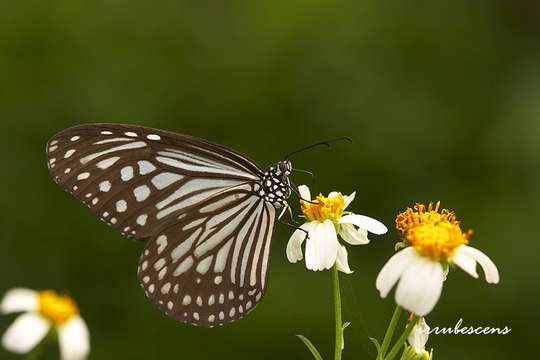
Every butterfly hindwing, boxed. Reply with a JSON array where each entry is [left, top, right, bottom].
[[138, 189, 276, 327]]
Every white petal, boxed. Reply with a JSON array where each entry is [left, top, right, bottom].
[[452, 248, 478, 279], [298, 185, 311, 202], [2, 313, 50, 354], [339, 214, 388, 235], [286, 223, 309, 263], [328, 191, 339, 198], [395, 255, 444, 316], [304, 222, 319, 271], [453, 245, 500, 284], [320, 220, 338, 269], [58, 316, 90, 360], [305, 221, 337, 271], [1, 288, 38, 314], [376, 247, 418, 298], [336, 244, 353, 274], [408, 317, 430, 353], [343, 191, 356, 210], [339, 223, 369, 245]]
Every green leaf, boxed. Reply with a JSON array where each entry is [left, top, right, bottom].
[[369, 337, 382, 355], [296, 334, 324, 360], [394, 241, 408, 251]]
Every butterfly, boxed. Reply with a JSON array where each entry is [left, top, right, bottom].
[[46, 124, 297, 327]]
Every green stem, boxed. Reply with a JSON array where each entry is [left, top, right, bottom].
[[385, 315, 420, 360], [379, 305, 403, 359], [332, 265, 343, 360]]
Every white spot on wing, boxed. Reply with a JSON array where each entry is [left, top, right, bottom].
[[80, 141, 146, 164], [120, 166, 134, 181], [64, 149, 76, 158], [196, 256, 213, 275], [214, 239, 233, 273], [134, 185, 151, 202], [151, 172, 183, 190], [154, 258, 165, 270], [173, 256, 194, 276], [136, 214, 148, 226], [147, 134, 161, 140], [138, 160, 156, 175], [156, 235, 167, 254], [99, 181, 111, 192], [96, 156, 120, 169], [94, 137, 134, 145], [161, 282, 171, 294], [77, 172, 90, 180], [171, 229, 201, 262], [116, 200, 127, 212]]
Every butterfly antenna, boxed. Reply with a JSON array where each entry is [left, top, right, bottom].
[[283, 136, 352, 160], [291, 168, 315, 181]]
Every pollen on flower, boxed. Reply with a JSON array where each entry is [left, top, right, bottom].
[[38, 290, 79, 325], [395, 202, 473, 261], [301, 193, 345, 223]]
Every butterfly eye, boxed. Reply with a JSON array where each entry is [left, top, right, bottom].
[[278, 161, 292, 175]]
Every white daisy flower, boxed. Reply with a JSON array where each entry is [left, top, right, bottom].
[[376, 202, 500, 316], [287, 184, 387, 273], [1, 288, 90, 360]]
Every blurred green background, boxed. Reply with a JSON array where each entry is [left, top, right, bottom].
[[1, 0, 538, 359]]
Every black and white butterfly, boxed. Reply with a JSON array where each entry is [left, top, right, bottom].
[[46, 124, 297, 327]]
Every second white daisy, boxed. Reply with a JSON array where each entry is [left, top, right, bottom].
[[376, 202, 500, 316], [287, 185, 387, 273]]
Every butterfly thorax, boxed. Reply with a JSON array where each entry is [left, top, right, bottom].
[[259, 160, 292, 206]]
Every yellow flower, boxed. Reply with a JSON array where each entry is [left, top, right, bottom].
[[287, 185, 387, 273], [301, 192, 346, 223], [1, 288, 89, 360], [38, 290, 79, 326], [376, 202, 499, 316], [395, 202, 472, 261]]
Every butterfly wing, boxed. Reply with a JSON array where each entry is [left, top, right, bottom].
[[138, 190, 275, 327], [46, 124, 263, 240], [46, 124, 276, 326]]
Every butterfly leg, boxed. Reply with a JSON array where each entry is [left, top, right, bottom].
[[288, 181, 319, 204], [277, 203, 289, 220], [278, 218, 309, 238]]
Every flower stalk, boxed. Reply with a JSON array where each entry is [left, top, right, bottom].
[[333, 265, 343, 360], [385, 315, 420, 360], [378, 305, 403, 359]]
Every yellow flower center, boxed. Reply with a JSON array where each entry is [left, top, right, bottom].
[[38, 290, 79, 325], [395, 202, 472, 261], [301, 193, 345, 222]]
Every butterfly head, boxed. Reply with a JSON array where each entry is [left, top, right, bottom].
[[276, 160, 292, 176]]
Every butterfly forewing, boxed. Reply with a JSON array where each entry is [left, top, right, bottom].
[[46, 124, 262, 240], [46, 124, 278, 326]]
